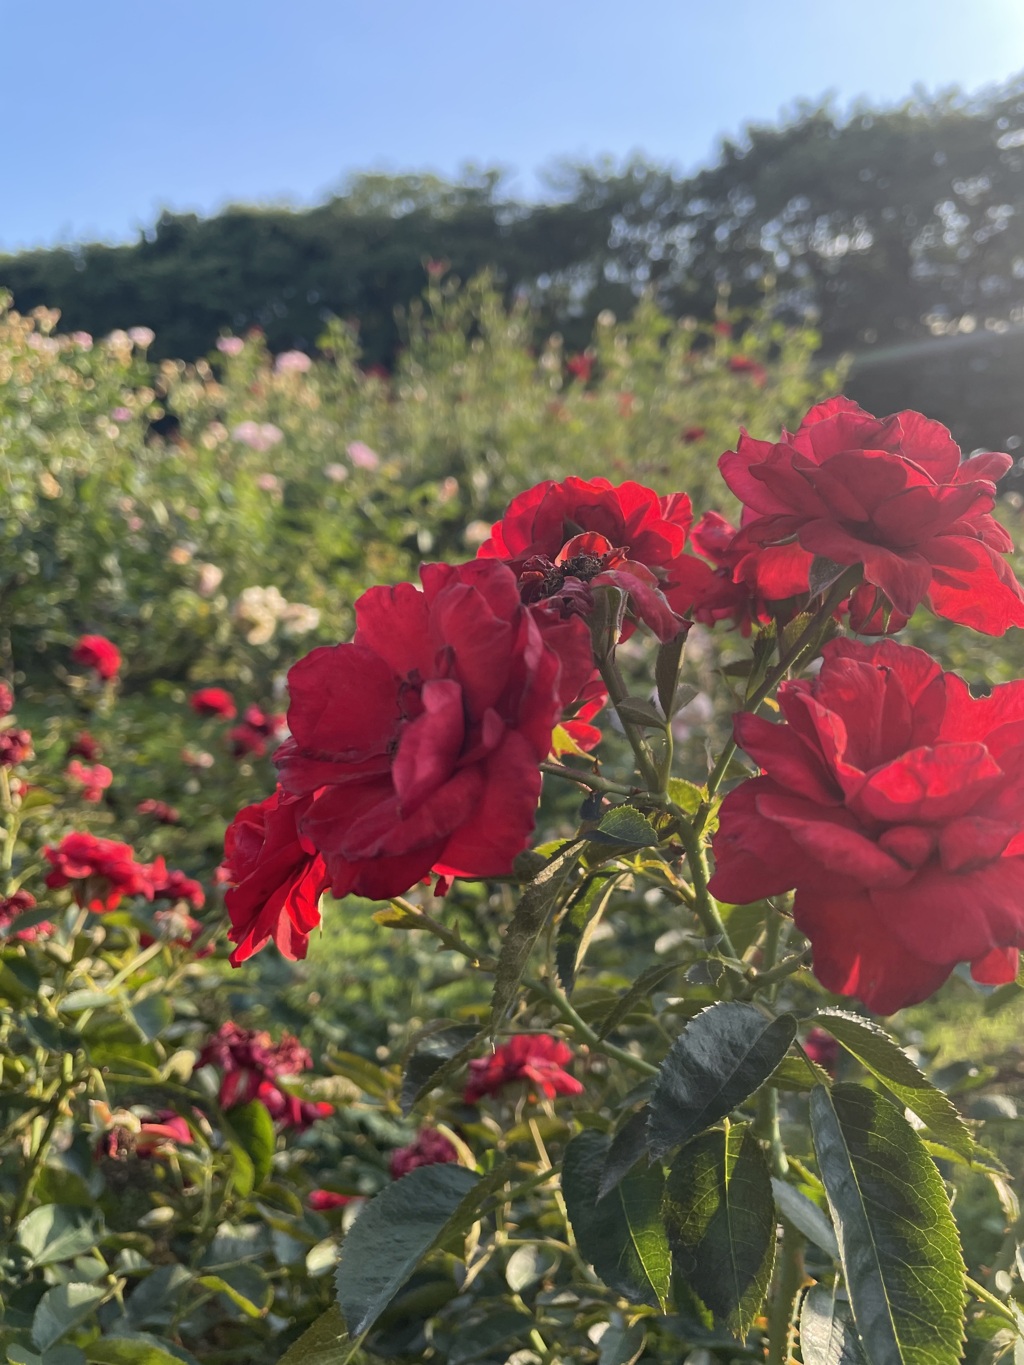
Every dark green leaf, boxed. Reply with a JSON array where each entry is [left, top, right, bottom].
[[813, 1010, 974, 1158], [589, 806, 659, 848], [770, 1054, 832, 1092], [32, 1284, 107, 1351], [86, 1341, 188, 1365], [561, 1130, 671, 1309], [800, 1284, 868, 1365], [597, 960, 685, 1041], [809, 556, 849, 598], [130, 996, 173, 1043], [18, 1206, 96, 1267], [505, 1243, 558, 1293], [771, 1178, 839, 1258], [448, 1311, 534, 1364], [598, 1320, 647, 1365], [614, 695, 668, 729], [275, 1306, 350, 1365], [655, 628, 689, 719], [401, 1024, 480, 1115], [598, 1108, 651, 1199], [335, 1163, 489, 1336], [223, 1100, 276, 1190], [556, 873, 617, 994], [810, 1083, 966, 1365], [491, 841, 582, 1030], [648, 1003, 796, 1159], [663, 1122, 775, 1338]]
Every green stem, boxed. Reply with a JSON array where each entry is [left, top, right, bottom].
[[674, 817, 736, 960], [389, 898, 497, 972], [538, 761, 640, 799], [696, 569, 860, 832], [767, 1217, 804, 1365], [745, 946, 810, 993], [8, 1059, 75, 1230], [596, 653, 665, 795], [967, 1274, 1019, 1326], [528, 976, 658, 1077]]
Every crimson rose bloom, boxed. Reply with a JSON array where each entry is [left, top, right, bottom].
[[150, 865, 205, 909], [68, 731, 100, 761], [389, 1127, 459, 1179], [198, 1022, 329, 1131], [273, 559, 593, 904], [71, 635, 122, 680], [719, 397, 1024, 634], [0, 729, 32, 768], [0, 683, 13, 717], [223, 787, 329, 965], [689, 510, 812, 634], [44, 832, 153, 911], [309, 1189, 355, 1211], [478, 477, 713, 641], [190, 687, 237, 719], [137, 798, 180, 824], [464, 1034, 584, 1103], [0, 891, 51, 942], [709, 638, 1024, 1012], [66, 759, 113, 802]]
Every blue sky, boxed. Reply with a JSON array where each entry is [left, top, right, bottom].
[[2, 0, 1023, 251]]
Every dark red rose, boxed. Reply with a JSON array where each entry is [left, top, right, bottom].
[[308, 1189, 355, 1211], [136, 1111, 194, 1156], [149, 865, 205, 910], [464, 1034, 584, 1103], [566, 353, 593, 383], [0, 891, 51, 942], [389, 1127, 459, 1180], [274, 559, 594, 906], [255, 1079, 333, 1131], [719, 397, 1024, 635], [68, 731, 101, 761], [0, 729, 32, 768], [198, 1022, 328, 1130], [71, 635, 122, 680], [682, 427, 707, 444], [66, 759, 113, 802], [223, 788, 329, 965], [243, 704, 285, 737], [689, 510, 813, 634], [228, 723, 269, 758], [0, 683, 13, 717], [478, 477, 713, 641], [557, 669, 606, 754], [136, 798, 180, 824], [43, 832, 152, 912], [190, 687, 237, 720], [727, 355, 768, 387], [709, 638, 1024, 1012]]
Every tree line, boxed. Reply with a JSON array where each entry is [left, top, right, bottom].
[[3, 75, 1024, 454]]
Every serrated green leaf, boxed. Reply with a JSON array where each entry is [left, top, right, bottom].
[[648, 1003, 796, 1159], [275, 1306, 350, 1365], [597, 960, 685, 1042], [800, 1284, 868, 1365], [663, 1122, 775, 1339], [491, 841, 582, 1031], [18, 1205, 96, 1267], [556, 873, 617, 994], [667, 777, 705, 814], [223, 1100, 276, 1190], [335, 1163, 505, 1337], [810, 1083, 966, 1365], [561, 1130, 671, 1309], [813, 1009, 974, 1158], [589, 806, 659, 848], [599, 1108, 651, 1199], [32, 1283, 107, 1351]]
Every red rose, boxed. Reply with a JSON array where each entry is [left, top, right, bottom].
[[689, 510, 813, 634], [464, 1034, 584, 1103], [223, 788, 329, 965], [0, 729, 32, 768], [389, 1127, 459, 1180], [308, 1189, 355, 1211], [135, 1111, 194, 1156], [190, 687, 237, 720], [43, 832, 152, 911], [477, 477, 714, 641], [66, 760, 113, 802], [727, 355, 768, 387], [273, 559, 593, 905], [802, 1027, 840, 1077], [243, 704, 285, 737], [136, 798, 180, 824], [708, 638, 1024, 1012], [228, 723, 275, 758], [71, 635, 122, 680], [0, 683, 13, 717], [198, 1022, 327, 1130], [719, 397, 1024, 635], [566, 353, 593, 383], [149, 865, 205, 909], [68, 731, 101, 761], [0, 891, 51, 942]]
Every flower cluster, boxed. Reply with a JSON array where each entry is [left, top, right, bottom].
[[197, 1021, 333, 1131], [464, 1035, 583, 1103], [43, 832, 203, 916]]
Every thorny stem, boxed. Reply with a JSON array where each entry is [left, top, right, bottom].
[[596, 653, 666, 796], [767, 1218, 805, 1365], [528, 976, 659, 1078], [539, 761, 642, 800], [388, 898, 498, 972], [967, 1274, 1020, 1325], [674, 816, 736, 961]]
